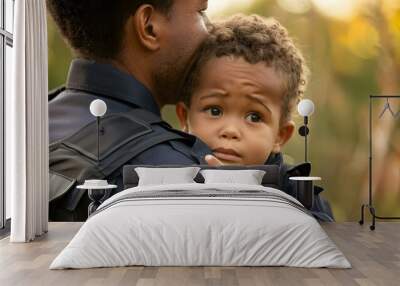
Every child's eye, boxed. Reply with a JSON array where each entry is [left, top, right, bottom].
[[205, 107, 222, 117], [246, 112, 263, 123]]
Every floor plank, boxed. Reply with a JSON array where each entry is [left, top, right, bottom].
[[0, 222, 399, 286]]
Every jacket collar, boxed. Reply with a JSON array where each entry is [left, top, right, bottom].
[[66, 58, 160, 116], [265, 152, 284, 165]]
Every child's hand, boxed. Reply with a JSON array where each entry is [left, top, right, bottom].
[[205, 154, 224, 166]]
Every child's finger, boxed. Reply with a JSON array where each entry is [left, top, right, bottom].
[[205, 154, 224, 166]]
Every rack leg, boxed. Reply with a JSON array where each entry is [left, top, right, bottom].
[[370, 207, 376, 231], [359, 204, 365, 225]]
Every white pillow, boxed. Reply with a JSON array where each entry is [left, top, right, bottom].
[[135, 167, 201, 186], [200, 169, 266, 185]]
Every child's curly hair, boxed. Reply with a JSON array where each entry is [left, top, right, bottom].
[[181, 14, 309, 122]]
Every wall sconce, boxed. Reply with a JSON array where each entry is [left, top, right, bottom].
[[90, 99, 107, 165], [297, 99, 315, 163]]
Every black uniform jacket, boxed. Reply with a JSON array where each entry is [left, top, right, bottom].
[[49, 59, 211, 219]]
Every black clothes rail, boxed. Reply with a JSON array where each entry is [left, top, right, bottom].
[[360, 95, 400, 230]]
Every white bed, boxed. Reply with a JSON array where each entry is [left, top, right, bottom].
[[50, 183, 351, 269]]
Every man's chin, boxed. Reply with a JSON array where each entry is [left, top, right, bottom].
[[152, 64, 185, 104]]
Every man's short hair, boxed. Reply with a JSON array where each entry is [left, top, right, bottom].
[[182, 14, 309, 122], [47, 0, 173, 59]]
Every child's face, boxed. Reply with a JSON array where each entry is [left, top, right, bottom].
[[176, 56, 295, 165]]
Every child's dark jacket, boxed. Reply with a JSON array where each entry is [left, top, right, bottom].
[[266, 153, 334, 222]]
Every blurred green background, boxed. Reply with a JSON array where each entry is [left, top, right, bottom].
[[47, 0, 400, 222]]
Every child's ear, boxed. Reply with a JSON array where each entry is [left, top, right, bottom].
[[176, 102, 189, 132], [272, 120, 295, 153]]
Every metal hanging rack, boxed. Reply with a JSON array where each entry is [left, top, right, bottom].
[[359, 95, 400, 230]]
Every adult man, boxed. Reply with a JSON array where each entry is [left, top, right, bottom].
[[47, 0, 216, 221]]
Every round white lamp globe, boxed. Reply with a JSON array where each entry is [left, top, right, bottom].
[[90, 99, 107, 117], [297, 99, 315, 117]]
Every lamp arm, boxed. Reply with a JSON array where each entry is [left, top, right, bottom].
[[97, 117, 100, 165], [304, 116, 309, 163]]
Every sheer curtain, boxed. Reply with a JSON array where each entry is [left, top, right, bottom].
[[7, 0, 49, 242]]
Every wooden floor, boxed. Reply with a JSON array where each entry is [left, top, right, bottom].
[[0, 222, 399, 286]]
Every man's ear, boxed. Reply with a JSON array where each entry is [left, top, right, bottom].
[[272, 120, 295, 153], [176, 102, 189, 132], [132, 5, 164, 51]]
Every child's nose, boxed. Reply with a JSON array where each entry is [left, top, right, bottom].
[[219, 125, 241, 140]]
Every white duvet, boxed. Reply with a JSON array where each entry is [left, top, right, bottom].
[[50, 183, 351, 269]]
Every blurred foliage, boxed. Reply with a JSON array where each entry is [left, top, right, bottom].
[[47, 0, 400, 222], [47, 15, 73, 91]]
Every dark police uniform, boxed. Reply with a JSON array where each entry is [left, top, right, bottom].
[[49, 58, 334, 222], [49, 59, 212, 221]]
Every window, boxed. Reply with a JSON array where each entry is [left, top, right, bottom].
[[1, 0, 14, 230]]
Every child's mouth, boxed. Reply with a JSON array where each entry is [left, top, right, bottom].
[[213, 148, 241, 162]]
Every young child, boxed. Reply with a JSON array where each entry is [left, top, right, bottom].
[[175, 15, 336, 222], [176, 14, 308, 166]]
